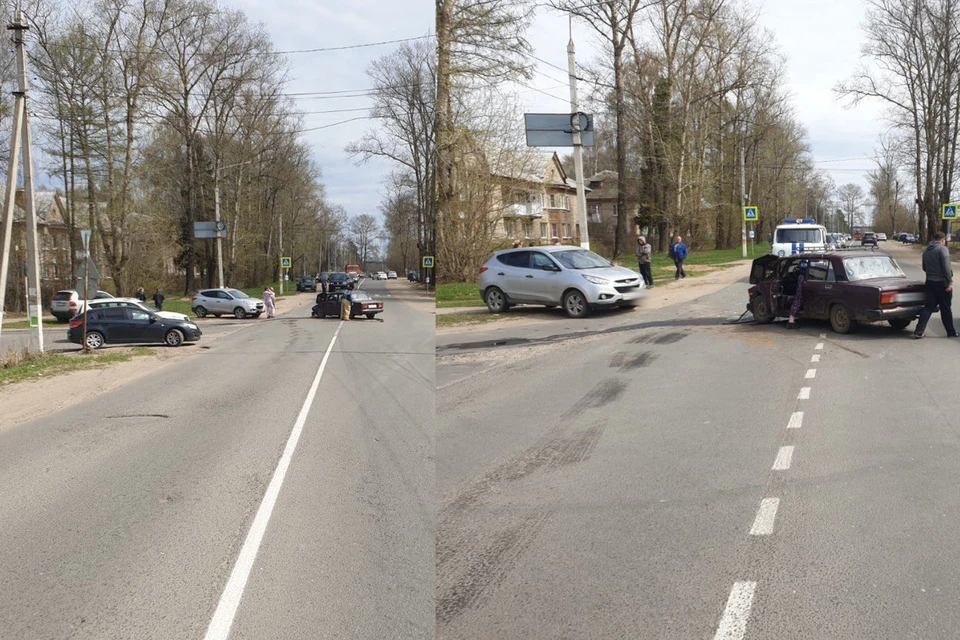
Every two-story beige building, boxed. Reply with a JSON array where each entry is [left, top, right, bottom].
[[494, 152, 587, 246], [584, 170, 640, 249]]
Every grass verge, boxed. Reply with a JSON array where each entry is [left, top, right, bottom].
[[437, 282, 484, 309], [2, 316, 60, 330], [0, 346, 156, 386]]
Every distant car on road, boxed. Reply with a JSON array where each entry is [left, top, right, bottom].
[[899, 233, 917, 244], [191, 288, 264, 319], [68, 307, 201, 349], [375, 271, 388, 280], [87, 297, 192, 323], [387, 270, 398, 279], [296, 275, 317, 292], [50, 289, 114, 322], [876, 232, 888, 241], [326, 272, 352, 292], [861, 232, 879, 247], [407, 270, 420, 282], [311, 290, 383, 319], [747, 251, 926, 333], [826, 233, 847, 249], [479, 245, 645, 318]]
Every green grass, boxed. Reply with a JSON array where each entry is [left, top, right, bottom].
[[0, 346, 155, 386], [2, 316, 59, 330], [436, 282, 484, 309], [607, 242, 771, 269]]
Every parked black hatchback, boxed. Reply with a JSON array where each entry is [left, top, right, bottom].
[[68, 307, 202, 349]]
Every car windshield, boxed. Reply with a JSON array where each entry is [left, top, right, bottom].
[[226, 289, 249, 299], [552, 249, 612, 270], [330, 273, 348, 281], [776, 228, 823, 243], [842, 256, 905, 281]]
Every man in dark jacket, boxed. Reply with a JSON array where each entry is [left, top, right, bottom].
[[914, 231, 957, 338], [670, 235, 688, 279], [152, 289, 165, 311]]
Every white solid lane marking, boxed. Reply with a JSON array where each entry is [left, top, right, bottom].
[[798, 387, 811, 399], [750, 498, 780, 535], [815, 342, 824, 350], [203, 323, 343, 640], [787, 412, 803, 429], [805, 369, 816, 379], [772, 446, 794, 470], [713, 581, 758, 640], [811, 354, 820, 362]]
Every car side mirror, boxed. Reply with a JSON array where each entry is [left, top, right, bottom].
[[149, 316, 157, 323], [541, 264, 559, 272]]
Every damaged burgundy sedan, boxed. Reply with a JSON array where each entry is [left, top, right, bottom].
[[747, 251, 927, 334]]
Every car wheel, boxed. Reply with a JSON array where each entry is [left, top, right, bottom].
[[165, 328, 184, 347], [233, 307, 247, 319], [85, 331, 104, 350], [751, 296, 775, 324], [194, 306, 208, 318], [830, 304, 856, 334], [888, 318, 912, 330], [563, 290, 590, 318], [485, 287, 509, 313], [366, 313, 376, 319]]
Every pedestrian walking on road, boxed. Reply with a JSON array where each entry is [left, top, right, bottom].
[[340, 292, 352, 321], [670, 236, 688, 280], [635, 236, 654, 288], [135, 287, 146, 303], [913, 231, 957, 338], [152, 288, 164, 311], [263, 286, 276, 318]]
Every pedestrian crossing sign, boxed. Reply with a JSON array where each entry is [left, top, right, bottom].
[[743, 206, 758, 221], [280, 256, 291, 268], [943, 203, 958, 220], [422, 256, 435, 268]]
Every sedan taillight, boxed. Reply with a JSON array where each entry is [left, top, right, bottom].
[[880, 291, 897, 305], [480, 267, 488, 274]]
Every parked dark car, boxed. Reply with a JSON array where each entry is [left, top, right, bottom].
[[747, 251, 927, 333], [67, 307, 202, 349], [899, 233, 917, 244], [861, 232, 878, 247], [326, 272, 353, 292], [296, 275, 317, 292], [311, 290, 384, 319], [407, 270, 420, 282]]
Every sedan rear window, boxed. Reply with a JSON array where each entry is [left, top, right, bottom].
[[54, 291, 74, 301], [843, 256, 904, 281]]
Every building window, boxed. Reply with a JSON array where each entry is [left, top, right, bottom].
[[613, 204, 619, 217], [524, 221, 532, 238], [549, 194, 556, 208], [540, 222, 548, 237], [504, 218, 515, 237], [551, 223, 559, 239]]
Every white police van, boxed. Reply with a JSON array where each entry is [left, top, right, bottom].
[[771, 218, 828, 257]]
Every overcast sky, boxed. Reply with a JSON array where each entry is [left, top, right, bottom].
[[520, 0, 887, 201], [225, 0, 433, 222]]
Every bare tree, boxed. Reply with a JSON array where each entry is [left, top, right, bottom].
[[837, 183, 866, 230]]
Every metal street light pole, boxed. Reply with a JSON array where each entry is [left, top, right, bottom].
[[213, 160, 253, 289]]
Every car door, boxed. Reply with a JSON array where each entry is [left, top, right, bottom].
[[526, 250, 564, 303], [490, 251, 533, 302], [798, 259, 833, 319], [97, 307, 130, 342], [127, 308, 163, 343]]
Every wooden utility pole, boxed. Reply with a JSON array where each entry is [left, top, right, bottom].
[[0, 4, 42, 352]]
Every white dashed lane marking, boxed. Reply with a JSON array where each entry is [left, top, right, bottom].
[[815, 342, 824, 350], [805, 369, 816, 379], [798, 387, 811, 399], [772, 446, 794, 470], [787, 412, 803, 429], [811, 354, 820, 362], [713, 581, 757, 640], [750, 498, 780, 535]]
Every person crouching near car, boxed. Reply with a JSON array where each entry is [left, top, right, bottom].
[[786, 262, 809, 329], [635, 236, 653, 288]]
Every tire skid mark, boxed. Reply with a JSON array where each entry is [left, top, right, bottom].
[[437, 420, 607, 624], [627, 330, 689, 345], [619, 351, 657, 371], [562, 377, 628, 418], [437, 508, 556, 625]]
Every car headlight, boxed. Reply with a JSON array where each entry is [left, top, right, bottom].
[[582, 274, 610, 285]]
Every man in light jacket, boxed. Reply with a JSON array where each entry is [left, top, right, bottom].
[[914, 231, 957, 338], [635, 236, 654, 288]]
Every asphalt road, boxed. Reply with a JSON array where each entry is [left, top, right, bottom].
[[437, 245, 960, 639], [0, 278, 434, 639]]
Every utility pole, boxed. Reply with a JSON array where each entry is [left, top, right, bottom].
[[278, 215, 283, 295], [0, 4, 41, 351], [567, 21, 589, 250], [741, 145, 747, 258], [213, 167, 225, 289]]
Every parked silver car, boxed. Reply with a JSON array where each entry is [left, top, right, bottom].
[[479, 246, 645, 318], [191, 288, 264, 319]]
